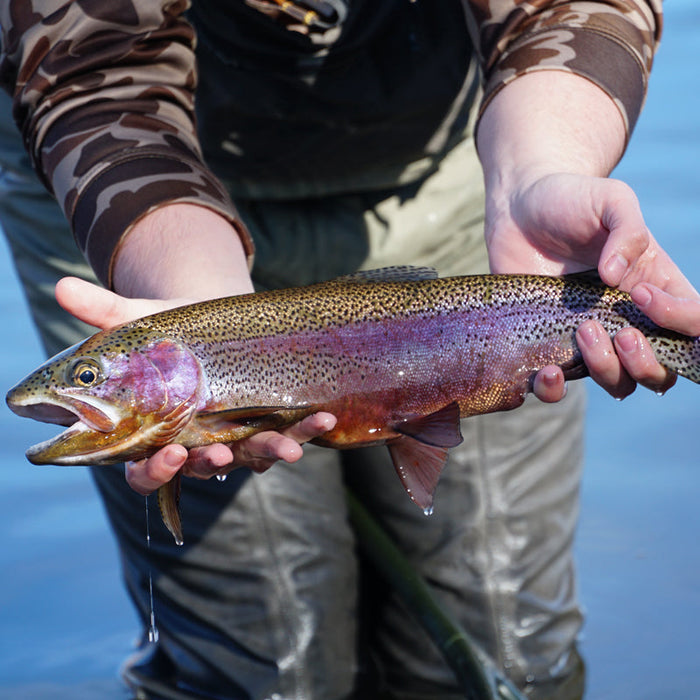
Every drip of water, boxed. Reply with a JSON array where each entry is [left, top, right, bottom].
[[423, 505, 434, 517], [144, 496, 159, 644], [216, 473, 227, 482]]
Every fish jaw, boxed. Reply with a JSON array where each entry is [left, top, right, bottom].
[[6, 385, 126, 465], [7, 384, 192, 466], [7, 387, 121, 431], [6, 332, 204, 466], [24, 414, 142, 466]]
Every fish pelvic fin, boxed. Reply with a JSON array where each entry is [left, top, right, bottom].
[[388, 402, 463, 510], [157, 472, 183, 545], [388, 437, 449, 511], [393, 402, 463, 448]]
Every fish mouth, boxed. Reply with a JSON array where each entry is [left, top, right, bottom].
[[24, 420, 103, 465], [6, 390, 126, 465]]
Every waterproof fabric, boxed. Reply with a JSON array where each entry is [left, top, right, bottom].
[[190, 0, 477, 197], [0, 92, 585, 699]]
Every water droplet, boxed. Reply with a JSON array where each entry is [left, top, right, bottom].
[[148, 615, 159, 643], [655, 391, 664, 397], [216, 473, 227, 482], [423, 505, 434, 517], [144, 496, 159, 643]]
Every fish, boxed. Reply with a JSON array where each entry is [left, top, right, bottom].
[[6, 267, 700, 543]]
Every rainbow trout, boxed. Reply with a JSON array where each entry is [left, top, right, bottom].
[[7, 267, 700, 542]]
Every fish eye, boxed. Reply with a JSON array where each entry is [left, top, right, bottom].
[[69, 359, 101, 387]]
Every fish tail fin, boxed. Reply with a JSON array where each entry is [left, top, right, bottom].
[[649, 335, 700, 384]]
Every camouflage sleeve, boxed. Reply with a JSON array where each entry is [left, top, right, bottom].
[[0, 0, 253, 288], [466, 0, 663, 136]]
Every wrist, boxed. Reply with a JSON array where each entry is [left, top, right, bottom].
[[477, 72, 627, 209]]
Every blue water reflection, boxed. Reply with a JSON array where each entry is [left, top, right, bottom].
[[0, 3, 698, 698], [576, 2, 700, 698]]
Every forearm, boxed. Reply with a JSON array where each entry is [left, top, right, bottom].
[[112, 204, 254, 301], [0, 0, 252, 289], [476, 71, 626, 211], [467, 0, 662, 137]]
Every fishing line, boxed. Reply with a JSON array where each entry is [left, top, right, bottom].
[[144, 495, 160, 643]]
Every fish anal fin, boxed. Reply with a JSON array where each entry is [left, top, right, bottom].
[[388, 436, 449, 511], [394, 402, 463, 448]]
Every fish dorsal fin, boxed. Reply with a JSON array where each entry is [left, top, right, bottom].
[[334, 266, 438, 284], [388, 437, 449, 511], [393, 402, 463, 448]]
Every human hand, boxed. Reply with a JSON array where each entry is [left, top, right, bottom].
[[486, 172, 700, 401], [55, 276, 337, 495]]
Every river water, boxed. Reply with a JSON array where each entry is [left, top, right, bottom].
[[0, 3, 698, 698]]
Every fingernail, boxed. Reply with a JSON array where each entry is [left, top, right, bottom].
[[615, 328, 639, 354], [165, 446, 185, 468], [577, 322, 599, 348], [630, 285, 652, 308], [542, 367, 559, 386], [603, 254, 628, 285]]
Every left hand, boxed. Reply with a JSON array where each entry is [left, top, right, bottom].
[[486, 172, 700, 401], [55, 276, 337, 494]]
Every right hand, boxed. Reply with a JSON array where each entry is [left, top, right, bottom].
[[55, 275, 337, 496], [485, 172, 700, 402]]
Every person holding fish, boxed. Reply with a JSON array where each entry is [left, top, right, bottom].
[[1, 0, 696, 698]]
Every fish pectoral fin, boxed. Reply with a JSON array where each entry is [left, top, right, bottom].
[[388, 437, 449, 511], [393, 402, 463, 448], [198, 405, 294, 421], [192, 405, 315, 443], [157, 471, 183, 545]]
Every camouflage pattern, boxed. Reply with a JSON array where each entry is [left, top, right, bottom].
[[0, 0, 661, 288], [0, 0, 255, 286], [470, 0, 662, 133]]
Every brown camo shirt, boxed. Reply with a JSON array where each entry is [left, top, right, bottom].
[[0, 0, 662, 288]]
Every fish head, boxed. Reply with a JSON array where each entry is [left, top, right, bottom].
[[6, 326, 203, 466]]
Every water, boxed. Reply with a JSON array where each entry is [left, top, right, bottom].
[[0, 4, 699, 697], [573, 3, 700, 697]]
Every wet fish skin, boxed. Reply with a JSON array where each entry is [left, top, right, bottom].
[[6, 268, 700, 543]]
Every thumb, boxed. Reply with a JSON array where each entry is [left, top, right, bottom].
[[596, 180, 650, 287], [55, 277, 169, 329]]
